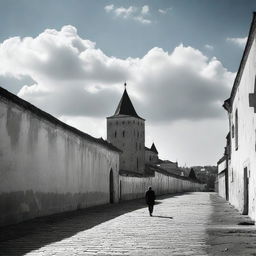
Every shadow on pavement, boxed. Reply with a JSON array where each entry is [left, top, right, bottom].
[[153, 215, 173, 219], [206, 193, 256, 256], [0, 199, 147, 256], [0, 192, 190, 256]]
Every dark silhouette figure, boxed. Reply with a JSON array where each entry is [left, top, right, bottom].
[[145, 187, 156, 216]]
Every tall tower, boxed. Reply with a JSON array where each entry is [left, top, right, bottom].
[[107, 84, 145, 174]]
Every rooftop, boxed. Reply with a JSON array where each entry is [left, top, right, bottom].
[[109, 85, 144, 120]]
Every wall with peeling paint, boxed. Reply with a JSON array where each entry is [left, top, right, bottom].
[[0, 92, 119, 227], [119, 172, 205, 201]]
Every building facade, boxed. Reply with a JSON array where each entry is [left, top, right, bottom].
[[145, 143, 159, 165], [107, 86, 145, 173], [218, 13, 256, 220]]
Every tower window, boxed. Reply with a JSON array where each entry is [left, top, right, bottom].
[[123, 130, 125, 137]]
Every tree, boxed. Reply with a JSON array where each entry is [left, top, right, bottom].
[[189, 168, 197, 180]]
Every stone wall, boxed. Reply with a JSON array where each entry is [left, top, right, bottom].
[[0, 88, 120, 227], [107, 116, 145, 173], [119, 171, 205, 201]]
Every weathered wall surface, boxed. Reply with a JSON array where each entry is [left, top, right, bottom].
[[0, 92, 119, 227], [119, 172, 205, 201], [107, 116, 145, 173], [218, 173, 226, 199], [218, 158, 226, 199], [228, 36, 256, 220]]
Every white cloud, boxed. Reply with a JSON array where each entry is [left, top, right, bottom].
[[134, 16, 151, 24], [104, 5, 151, 24], [204, 44, 214, 50], [0, 25, 234, 123], [158, 8, 172, 15], [114, 6, 136, 18], [141, 5, 149, 15], [226, 36, 247, 48], [0, 26, 234, 165], [104, 4, 114, 12]]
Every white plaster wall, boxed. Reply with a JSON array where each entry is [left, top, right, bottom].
[[218, 160, 226, 174], [119, 172, 205, 201], [0, 97, 119, 227], [229, 37, 256, 220], [218, 173, 226, 199], [107, 116, 145, 173]]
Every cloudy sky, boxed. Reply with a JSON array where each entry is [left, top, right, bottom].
[[0, 0, 255, 166]]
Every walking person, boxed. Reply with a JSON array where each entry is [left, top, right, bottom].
[[145, 186, 156, 216]]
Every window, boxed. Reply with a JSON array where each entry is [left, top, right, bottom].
[[114, 131, 117, 138], [136, 142, 137, 150], [116, 121, 118, 125], [122, 121, 125, 125], [137, 157, 139, 170], [149, 156, 152, 161], [122, 130, 125, 137], [139, 143, 141, 150], [137, 131, 139, 138], [231, 124, 234, 138], [235, 109, 238, 150]]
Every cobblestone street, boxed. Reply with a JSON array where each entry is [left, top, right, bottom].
[[0, 192, 255, 256]]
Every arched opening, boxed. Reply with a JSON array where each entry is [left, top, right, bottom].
[[109, 169, 114, 204]]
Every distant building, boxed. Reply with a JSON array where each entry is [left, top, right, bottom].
[[219, 13, 256, 219], [107, 85, 145, 173], [157, 160, 181, 176], [107, 84, 180, 176], [217, 133, 230, 200], [145, 143, 159, 164]]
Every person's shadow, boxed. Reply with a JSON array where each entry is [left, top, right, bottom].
[[153, 215, 173, 219]]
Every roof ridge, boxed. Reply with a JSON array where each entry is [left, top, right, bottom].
[[112, 87, 144, 119]]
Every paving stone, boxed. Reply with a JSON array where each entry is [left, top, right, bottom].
[[0, 192, 255, 255]]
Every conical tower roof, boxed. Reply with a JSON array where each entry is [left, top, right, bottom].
[[150, 143, 158, 154], [112, 84, 144, 119]]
